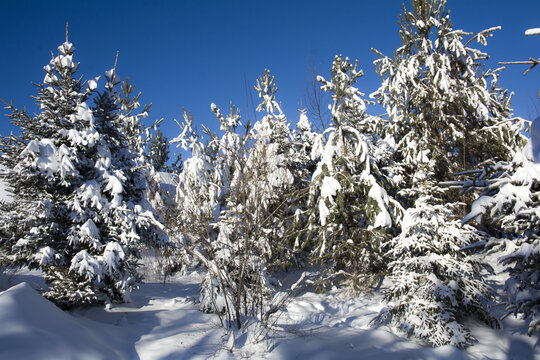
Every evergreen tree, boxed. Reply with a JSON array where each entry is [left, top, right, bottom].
[[116, 77, 175, 232], [172, 71, 303, 329], [456, 143, 539, 336], [284, 109, 319, 263], [169, 152, 183, 174], [305, 55, 400, 291], [374, 191, 499, 348], [148, 128, 170, 172], [371, 0, 520, 208], [171, 110, 220, 271], [368, 0, 526, 347], [0, 40, 165, 308]]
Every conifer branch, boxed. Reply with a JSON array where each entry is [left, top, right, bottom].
[[114, 51, 119, 72], [499, 58, 540, 75]]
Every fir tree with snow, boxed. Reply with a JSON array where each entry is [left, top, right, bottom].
[[0, 39, 166, 308], [305, 55, 400, 291], [115, 76, 176, 234], [285, 109, 319, 261], [455, 140, 539, 336]]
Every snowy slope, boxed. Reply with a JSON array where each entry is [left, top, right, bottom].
[[1, 269, 538, 359]]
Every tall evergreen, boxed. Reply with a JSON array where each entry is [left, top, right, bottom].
[[369, 0, 522, 347], [0, 39, 165, 308]]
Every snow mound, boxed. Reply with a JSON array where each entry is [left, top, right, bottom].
[[0, 282, 128, 360]]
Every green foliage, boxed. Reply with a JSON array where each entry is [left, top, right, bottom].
[[148, 129, 170, 172]]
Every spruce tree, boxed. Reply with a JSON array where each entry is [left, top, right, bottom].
[[0, 39, 165, 308]]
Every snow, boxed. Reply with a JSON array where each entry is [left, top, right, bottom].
[[525, 28, 540, 36], [0, 267, 538, 360], [0, 282, 125, 359], [0, 165, 13, 202], [320, 176, 341, 200]]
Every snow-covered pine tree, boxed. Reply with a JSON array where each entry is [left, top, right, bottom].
[[449, 30, 537, 337], [455, 142, 538, 336], [375, 190, 499, 348], [192, 102, 277, 329], [305, 55, 400, 291], [248, 69, 300, 267], [148, 128, 170, 172], [286, 109, 319, 261], [0, 40, 165, 308], [117, 77, 152, 158], [370, 0, 522, 347], [116, 76, 176, 233], [371, 0, 521, 207]]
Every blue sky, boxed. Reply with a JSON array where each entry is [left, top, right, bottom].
[[1, 0, 539, 161]]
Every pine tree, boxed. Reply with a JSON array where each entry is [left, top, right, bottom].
[[374, 192, 499, 348], [369, 0, 523, 347], [285, 109, 319, 263], [170, 109, 221, 271], [371, 0, 520, 207], [148, 128, 170, 172], [0, 39, 165, 308], [305, 55, 400, 291], [456, 143, 539, 336]]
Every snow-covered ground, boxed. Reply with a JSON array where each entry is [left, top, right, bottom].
[[0, 264, 538, 360], [0, 175, 537, 359]]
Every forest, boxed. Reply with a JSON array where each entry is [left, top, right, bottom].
[[0, 0, 538, 357]]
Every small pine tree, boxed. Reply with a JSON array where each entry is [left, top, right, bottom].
[[148, 128, 170, 172], [305, 55, 400, 291], [172, 71, 302, 330], [375, 193, 498, 348]]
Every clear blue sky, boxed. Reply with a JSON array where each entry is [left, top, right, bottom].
[[1, 0, 539, 161]]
